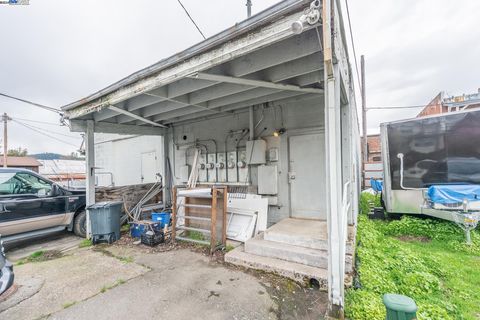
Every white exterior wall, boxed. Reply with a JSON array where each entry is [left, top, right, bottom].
[[95, 134, 163, 187], [169, 96, 325, 226]]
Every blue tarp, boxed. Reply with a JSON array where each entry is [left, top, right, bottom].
[[370, 179, 383, 192], [428, 185, 480, 204]]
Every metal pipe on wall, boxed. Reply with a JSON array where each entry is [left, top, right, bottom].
[[249, 106, 254, 141]]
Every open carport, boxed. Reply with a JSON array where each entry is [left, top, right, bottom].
[[61, 0, 360, 316]]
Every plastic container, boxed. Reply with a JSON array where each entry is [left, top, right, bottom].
[[141, 230, 165, 247], [383, 294, 417, 320], [151, 212, 171, 228], [130, 221, 161, 238], [87, 201, 123, 244]]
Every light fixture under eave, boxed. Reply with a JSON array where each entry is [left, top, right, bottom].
[[291, 0, 321, 35], [273, 128, 286, 137]]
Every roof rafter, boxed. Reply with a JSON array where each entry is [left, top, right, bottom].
[[107, 105, 167, 128], [188, 72, 323, 94]]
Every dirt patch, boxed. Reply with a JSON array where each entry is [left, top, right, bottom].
[[397, 235, 431, 243], [225, 264, 328, 320], [111, 231, 227, 263], [0, 285, 18, 302], [16, 250, 63, 265]]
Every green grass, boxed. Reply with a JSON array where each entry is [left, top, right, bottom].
[[78, 239, 93, 248], [359, 192, 381, 215], [62, 301, 77, 309], [100, 279, 126, 293], [346, 193, 480, 320], [121, 224, 130, 233], [186, 230, 205, 241], [118, 256, 134, 264]]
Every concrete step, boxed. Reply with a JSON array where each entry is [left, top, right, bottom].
[[245, 234, 328, 268], [245, 234, 353, 272], [225, 245, 328, 289], [263, 218, 355, 254]]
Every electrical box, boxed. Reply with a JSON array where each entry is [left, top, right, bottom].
[[246, 140, 266, 165], [207, 153, 216, 182], [227, 151, 237, 183], [258, 165, 278, 195], [179, 165, 190, 183], [267, 147, 279, 162], [216, 152, 226, 182], [237, 149, 248, 183], [197, 153, 207, 182]]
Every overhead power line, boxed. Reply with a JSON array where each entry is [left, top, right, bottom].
[[11, 118, 81, 139], [344, 0, 361, 93], [367, 105, 426, 110], [176, 0, 206, 40], [12, 119, 79, 147], [0, 92, 61, 114], [12, 117, 63, 126]]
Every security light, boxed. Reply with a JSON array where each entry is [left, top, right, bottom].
[[291, 0, 321, 34]]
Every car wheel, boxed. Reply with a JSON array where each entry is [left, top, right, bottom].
[[73, 210, 87, 238]]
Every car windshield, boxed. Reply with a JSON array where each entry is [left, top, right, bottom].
[[0, 172, 52, 196]]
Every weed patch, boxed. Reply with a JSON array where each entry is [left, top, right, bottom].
[[100, 279, 126, 293], [79, 239, 93, 248], [62, 301, 77, 309], [16, 250, 63, 265], [346, 193, 480, 320]]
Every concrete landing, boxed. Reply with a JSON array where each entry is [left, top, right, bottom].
[[264, 218, 355, 254], [245, 233, 329, 268], [225, 245, 329, 289], [225, 218, 356, 285]]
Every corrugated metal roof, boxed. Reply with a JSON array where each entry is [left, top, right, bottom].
[[38, 159, 86, 175], [0, 156, 42, 167], [61, 0, 310, 111]]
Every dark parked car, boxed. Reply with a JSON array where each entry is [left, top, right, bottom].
[[0, 235, 14, 295], [0, 168, 86, 244]]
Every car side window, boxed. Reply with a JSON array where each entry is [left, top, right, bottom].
[[0, 172, 16, 195], [14, 173, 53, 196]]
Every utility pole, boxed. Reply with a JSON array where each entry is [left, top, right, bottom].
[[2, 113, 9, 168], [246, 0, 252, 18], [361, 55, 367, 188]]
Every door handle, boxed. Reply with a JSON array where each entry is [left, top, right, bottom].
[[288, 172, 296, 183]]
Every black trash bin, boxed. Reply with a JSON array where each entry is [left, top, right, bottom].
[[87, 201, 123, 244]]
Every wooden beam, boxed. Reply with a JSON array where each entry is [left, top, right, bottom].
[[107, 105, 167, 128], [189, 72, 323, 94]]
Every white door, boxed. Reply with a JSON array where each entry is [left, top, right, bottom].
[[288, 133, 326, 219], [140, 151, 158, 184]]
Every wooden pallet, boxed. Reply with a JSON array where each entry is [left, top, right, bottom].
[[171, 186, 227, 254]]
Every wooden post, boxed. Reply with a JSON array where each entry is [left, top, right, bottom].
[[171, 186, 177, 241]]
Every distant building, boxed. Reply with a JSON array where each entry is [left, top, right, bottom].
[[0, 156, 42, 172], [39, 159, 86, 188], [362, 134, 382, 187], [94, 134, 163, 187], [417, 89, 480, 117], [366, 134, 381, 162]]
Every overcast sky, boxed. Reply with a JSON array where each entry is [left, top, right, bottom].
[[1, 0, 479, 155]]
